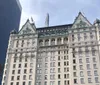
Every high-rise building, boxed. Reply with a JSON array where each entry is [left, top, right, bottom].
[[0, 64, 3, 85], [1, 12, 100, 85], [0, 0, 21, 84], [0, 0, 21, 64]]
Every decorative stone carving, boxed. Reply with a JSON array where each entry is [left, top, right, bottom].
[[76, 20, 87, 27]]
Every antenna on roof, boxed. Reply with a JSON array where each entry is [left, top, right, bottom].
[[45, 13, 49, 27]]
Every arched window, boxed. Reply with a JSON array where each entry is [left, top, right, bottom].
[[39, 40, 43, 46], [45, 39, 49, 46], [64, 37, 68, 44], [51, 39, 55, 45], [57, 38, 61, 44]]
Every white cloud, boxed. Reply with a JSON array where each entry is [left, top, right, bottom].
[[19, 0, 100, 29]]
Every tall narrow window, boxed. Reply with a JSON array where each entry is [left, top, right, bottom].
[[28, 81, 32, 85], [88, 78, 92, 83], [74, 79, 77, 84], [58, 81, 60, 85], [80, 78, 84, 84], [95, 77, 99, 83], [23, 82, 25, 85], [39, 40, 43, 46], [51, 39, 55, 45], [64, 37, 68, 44], [45, 39, 49, 46], [80, 71, 84, 77], [57, 38, 62, 44]]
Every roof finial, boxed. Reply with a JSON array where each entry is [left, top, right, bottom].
[[31, 17, 33, 22], [30, 17, 34, 23], [45, 13, 49, 27]]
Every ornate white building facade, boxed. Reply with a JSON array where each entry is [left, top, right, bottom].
[[1, 12, 100, 85]]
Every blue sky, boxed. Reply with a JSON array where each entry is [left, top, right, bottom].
[[19, 0, 100, 28]]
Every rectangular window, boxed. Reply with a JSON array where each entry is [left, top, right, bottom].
[[58, 81, 60, 85], [50, 81, 55, 85], [11, 82, 13, 85], [88, 78, 92, 83], [45, 63, 48, 68], [87, 71, 91, 76], [80, 78, 84, 84], [64, 68, 67, 72], [50, 75, 55, 80], [16, 82, 19, 85], [30, 69, 33, 73], [94, 70, 98, 76], [18, 70, 21, 74], [67, 74, 69, 78], [93, 64, 97, 69], [93, 58, 96, 62], [67, 80, 69, 85], [18, 64, 21, 68], [64, 80, 67, 85], [19, 58, 22, 62], [16, 41, 19, 47], [17, 76, 20, 80], [24, 69, 27, 74], [45, 75, 47, 80], [95, 77, 99, 83], [28, 81, 32, 85], [44, 82, 47, 85], [39, 69, 42, 74], [58, 68, 61, 73], [29, 75, 32, 80], [86, 58, 90, 63], [50, 68, 55, 73], [13, 64, 16, 68], [73, 54, 75, 58], [64, 62, 66, 66], [80, 71, 84, 77], [14, 58, 16, 62], [92, 51, 96, 56], [64, 74, 66, 78], [50, 62, 55, 67], [12, 70, 15, 74], [11, 76, 14, 81], [23, 75, 26, 80], [58, 74, 61, 79], [37, 64, 42, 68], [67, 61, 69, 65], [73, 59, 76, 64], [24, 63, 27, 67], [74, 79, 77, 84], [58, 51, 60, 54], [58, 62, 60, 66], [73, 72, 77, 77], [79, 59, 82, 63], [87, 64, 90, 69], [45, 69, 48, 74], [58, 56, 60, 60], [73, 66, 76, 70], [23, 82, 25, 85], [64, 56, 67, 60], [67, 67, 69, 72]]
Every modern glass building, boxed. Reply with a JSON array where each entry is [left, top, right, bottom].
[[0, 0, 21, 84]]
